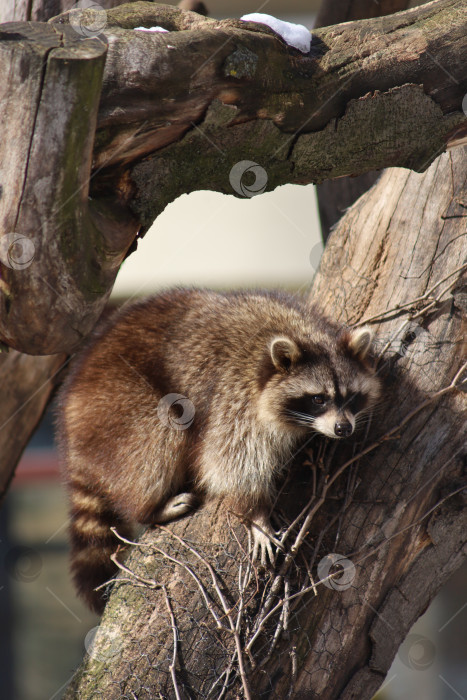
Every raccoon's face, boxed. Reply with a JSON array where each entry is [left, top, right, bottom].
[[257, 327, 380, 440]]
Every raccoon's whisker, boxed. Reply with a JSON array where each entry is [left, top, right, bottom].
[[285, 410, 315, 424]]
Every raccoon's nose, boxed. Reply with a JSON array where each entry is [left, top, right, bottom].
[[334, 421, 353, 438]]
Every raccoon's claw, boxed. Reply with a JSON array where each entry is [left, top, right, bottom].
[[252, 528, 275, 567], [251, 520, 283, 567]]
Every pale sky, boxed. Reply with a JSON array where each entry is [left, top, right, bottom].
[[112, 184, 323, 298]]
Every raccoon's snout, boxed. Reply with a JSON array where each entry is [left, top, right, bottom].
[[334, 421, 353, 438]]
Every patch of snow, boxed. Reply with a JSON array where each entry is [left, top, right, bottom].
[[240, 13, 311, 53], [134, 26, 169, 33]]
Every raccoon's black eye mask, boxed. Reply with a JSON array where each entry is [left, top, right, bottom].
[[285, 393, 330, 419], [285, 391, 367, 424]]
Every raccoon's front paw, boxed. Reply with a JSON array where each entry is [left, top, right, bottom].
[[252, 527, 275, 567], [251, 519, 283, 567]]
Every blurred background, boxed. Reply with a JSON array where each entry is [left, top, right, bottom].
[[0, 1, 465, 699]]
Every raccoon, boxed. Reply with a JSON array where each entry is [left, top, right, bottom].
[[57, 288, 380, 613]]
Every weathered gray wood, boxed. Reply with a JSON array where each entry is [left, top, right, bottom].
[[0, 22, 138, 354], [63, 146, 467, 700]]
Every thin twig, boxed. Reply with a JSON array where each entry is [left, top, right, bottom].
[[162, 585, 182, 700], [287, 646, 298, 699], [109, 553, 160, 588], [358, 262, 467, 326], [111, 526, 228, 629], [248, 480, 467, 651]]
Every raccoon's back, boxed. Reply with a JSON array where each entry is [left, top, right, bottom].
[[60, 287, 314, 404]]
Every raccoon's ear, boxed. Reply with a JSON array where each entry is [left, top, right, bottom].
[[270, 336, 301, 371], [346, 326, 373, 359]]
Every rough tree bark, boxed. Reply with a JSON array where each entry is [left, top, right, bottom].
[[313, 0, 411, 242], [0, 3, 205, 497], [64, 146, 467, 699]]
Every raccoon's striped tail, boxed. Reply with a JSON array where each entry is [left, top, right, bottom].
[[68, 479, 133, 614]]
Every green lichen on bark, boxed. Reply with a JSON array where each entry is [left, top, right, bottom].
[[130, 100, 294, 227], [130, 84, 465, 228], [292, 84, 465, 182], [223, 46, 259, 79]]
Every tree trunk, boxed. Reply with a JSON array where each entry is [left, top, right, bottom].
[[64, 146, 467, 699]]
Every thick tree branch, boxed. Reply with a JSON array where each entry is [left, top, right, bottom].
[[313, 0, 412, 242], [83, 0, 467, 224]]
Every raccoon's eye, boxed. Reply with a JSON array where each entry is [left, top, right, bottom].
[[311, 394, 326, 405]]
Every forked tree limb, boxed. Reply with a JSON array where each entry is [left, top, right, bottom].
[[81, 0, 467, 225], [63, 146, 467, 700], [0, 0, 466, 355]]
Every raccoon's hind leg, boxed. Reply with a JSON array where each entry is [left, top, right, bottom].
[[143, 492, 197, 524], [68, 479, 133, 614]]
